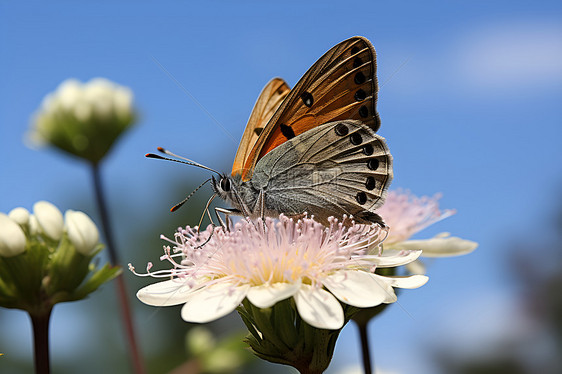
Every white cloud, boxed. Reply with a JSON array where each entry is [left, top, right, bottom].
[[455, 20, 562, 90], [379, 18, 562, 97]]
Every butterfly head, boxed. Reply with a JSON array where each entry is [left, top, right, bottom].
[[211, 174, 237, 203]]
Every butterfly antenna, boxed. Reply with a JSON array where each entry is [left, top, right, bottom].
[[158, 147, 223, 175], [169, 178, 212, 212], [145, 148, 222, 175], [197, 194, 218, 232]]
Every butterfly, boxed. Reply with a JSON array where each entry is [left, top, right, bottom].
[[150, 36, 393, 227]]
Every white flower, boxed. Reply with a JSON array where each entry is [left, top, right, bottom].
[[378, 190, 478, 274], [64, 210, 100, 255], [131, 215, 428, 330], [33, 201, 64, 241], [0, 213, 27, 257]]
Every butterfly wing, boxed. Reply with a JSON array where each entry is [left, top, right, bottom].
[[231, 78, 290, 176], [249, 120, 392, 225], [240, 36, 380, 181]]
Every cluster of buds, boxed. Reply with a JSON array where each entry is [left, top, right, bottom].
[[0, 201, 120, 314], [28, 78, 136, 164]]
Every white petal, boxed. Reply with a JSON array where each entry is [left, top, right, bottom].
[[247, 281, 301, 309], [396, 235, 478, 258], [137, 279, 199, 306], [373, 249, 422, 267], [323, 270, 391, 308], [181, 282, 250, 323], [375, 274, 429, 289], [0, 213, 27, 257], [8, 207, 30, 226], [33, 201, 63, 240], [28, 215, 39, 235], [294, 284, 344, 330], [65, 210, 99, 255]]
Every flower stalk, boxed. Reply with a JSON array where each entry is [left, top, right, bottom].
[[30, 309, 52, 374], [91, 162, 145, 374], [356, 319, 372, 374]]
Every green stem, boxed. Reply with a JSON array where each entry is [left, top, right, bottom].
[[91, 163, 146, 374], [356, 320, 372, 374], [30, 309, 52, 374]]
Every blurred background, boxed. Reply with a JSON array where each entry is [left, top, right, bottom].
[[1, 1, 561, 373]]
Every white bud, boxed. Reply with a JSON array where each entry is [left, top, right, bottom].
[[28, 215, 39, 235], [0, 213, 27, 257], [57, 79, 82, 111], [113, 87, 133, 118], [8, 207, 30, 226], [33, 201, 64, 241], [65, 210, 100, 255]]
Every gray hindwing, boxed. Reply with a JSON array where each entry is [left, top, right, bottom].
[[250, 120, 393, 224]]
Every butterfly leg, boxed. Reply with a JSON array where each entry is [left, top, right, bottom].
[[193, 207, 239, 249], [214, 207, 242, 231], [255, 189, 268, 231]]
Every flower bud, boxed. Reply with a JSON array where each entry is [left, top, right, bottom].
[[8, 207, 30, 226], [33, 201, 64, 240], [0, 202, 120, 313], [28, 78, 136, 164], [0, 213, 27, 257], [64, 210, 100, 255]]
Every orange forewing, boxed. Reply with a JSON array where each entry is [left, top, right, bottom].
[[231, 78, 290, 177], [238, 36, 380, 181]]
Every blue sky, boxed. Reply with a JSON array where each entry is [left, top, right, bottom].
[[1, 1, 561, 373]]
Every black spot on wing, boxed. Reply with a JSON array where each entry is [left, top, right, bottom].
[[300, 91, 313, 107], [354, 71, 366, 84], [280, 124, 296, 139], [359, 105, 368, 118], [335, 123, 349, 136], [356, 192, 367, 205]]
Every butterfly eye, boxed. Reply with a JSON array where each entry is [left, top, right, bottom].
[[220, 178, 231, 192]]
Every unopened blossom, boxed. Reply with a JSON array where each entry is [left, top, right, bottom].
[[33, 200, 64, 241], [0, 213, 27, 257], [0, 201, 120, 311], [65, 210, 100, 255], [28, 78, 136, 164], [131, 215, 428, 330], [8, 207, 30, 226], [378, 190, 478, 273]]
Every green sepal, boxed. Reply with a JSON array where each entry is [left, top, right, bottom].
[[237, 297, 349, 374], [67, 263, 121, 302]]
